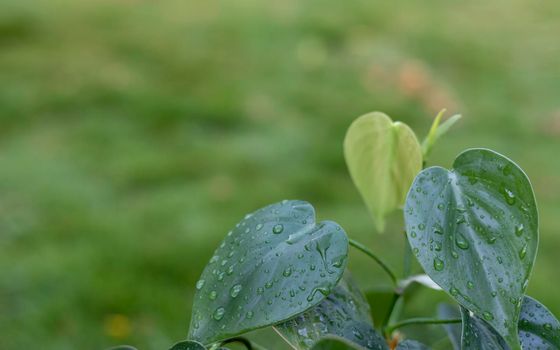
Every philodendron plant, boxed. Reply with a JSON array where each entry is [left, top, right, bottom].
[[116, 110, 560, 350]]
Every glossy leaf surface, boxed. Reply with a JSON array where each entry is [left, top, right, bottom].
[[404, 148, 538, 349], [189, 200, 349, 344], [277, 273, 386, 350], [462, 296, 560, 350], [344, 112, 422, 232], [169, 340, 206, 350]]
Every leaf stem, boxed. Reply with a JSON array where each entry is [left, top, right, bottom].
[[384, 317, 462, 335], [348, 238, 397, 286]]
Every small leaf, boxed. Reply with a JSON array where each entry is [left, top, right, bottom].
[[404, 148, 538, 349], [462, 296, 560, 349], [437, 304, 461, 350], [169, 340, 206, 350], [421, 110, 462, 159], [277, 272, 386, 350], [396, 340, 431, 350], [344, 112, 422, 232], [189, 200, 349, 345]]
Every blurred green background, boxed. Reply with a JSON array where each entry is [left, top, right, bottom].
[[1, 0, 560, 348]]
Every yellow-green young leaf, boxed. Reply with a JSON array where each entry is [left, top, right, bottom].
[[344, 112, 422, 232]]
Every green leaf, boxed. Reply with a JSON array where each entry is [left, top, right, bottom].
[[404, 148, 538, 350], [276, 272, 386, 350], [421, 110, 462, 159], [462, 296, 560, 349], [189, 200, 349, 345], [169, 340, 206, 350], [364, 287, 395, 325], [396, 340, 431, 350], [344, 112, 422, 232], [437, 304, 461, 350], [310, 335, 380, 350]]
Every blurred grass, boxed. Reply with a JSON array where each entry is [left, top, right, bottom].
[[1, 0, 560, 348]]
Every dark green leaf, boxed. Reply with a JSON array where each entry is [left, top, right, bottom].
[[396, 340, 431, 350], [437, 304, 461, 350], [169, 340, 206, 350], [461, 296, 560, 349], [404, 148, 538, 349], [189, 200, 349, 345], [277, 272, 386, 350]]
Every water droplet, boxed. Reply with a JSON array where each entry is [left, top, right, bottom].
[[413, 248, 419, 256], [433, 224, 444, 235], [435, 242, 442, 251], [353, 328, 364, 340], [456, 215, 467, 225], [544, 323, 553, 331], [515, 224, 524, 237], [483, 312, 494, 321], [209, 291, 217, 300], [196, 280, 205, 290], [437, 203, 445, 210], [213, 307, 225, 321], [230, 284, 242, 298], [487, 236, 497, 244], [419, 223, 426, 230], [246, 311, 254, 319], [265, 281, 273, 289], [503, 188, 516, 205], [256, 223, 263, 231], [450, 287, 459, 296], [283, 267, 292, 277], [272, 224, 284, 234], [455, 233, 470, 250], [257, 287, 264, 295], [433, 257, 444, 271], [519, 244, 527, 260], [451, 251, 459, 259], [467, 281, 474, 289]]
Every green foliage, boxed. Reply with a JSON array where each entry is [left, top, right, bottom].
[[188, 200, 348, 345], [404, 148, 538, 349], [117, 110, 558, 350], [344, 112, 422, 232], [168, 340, 206, 350], [276, 273, 386, 350]]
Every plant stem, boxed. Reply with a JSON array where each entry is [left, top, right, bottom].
[[348, 238, 397, 286], [272, 326, 298, 350], [384, 317, 462, 335]]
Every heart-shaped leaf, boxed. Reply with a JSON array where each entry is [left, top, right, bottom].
[[344, 112, 422, 232], [276, 272, 386, 350], [404, 148, 538, 349], [437, 304, 461, 350], [461, 296, 560, 349], [189, 200, 349, 345], [169, 340, 206, 350], [396, 340, 430, 350]]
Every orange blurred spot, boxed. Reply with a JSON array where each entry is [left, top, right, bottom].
[[104, 314, 131, 339]]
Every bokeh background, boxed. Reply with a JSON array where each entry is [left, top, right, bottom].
[[1, 0, 560, 348]]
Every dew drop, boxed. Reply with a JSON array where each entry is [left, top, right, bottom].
[[503, 188, 516, 205], [450, 287, 459, 296], [272, 224, 284, 234], [433, 257, 444, 271], [515, 224, 524, 237], [467, 281, 474, 289], [483, 312, 494, 321], [209, 291, 217, 300], [230, 284, 242, 298], [519, 244, 528, 260], [246, 311, 254, 319], [196, 280, 205, 290], [256, 223, 263, 231], [418, 223, 426, 230], [283, 267, 292, 277], [455, 233, 470, 250], [213, 307, 225, 321]]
